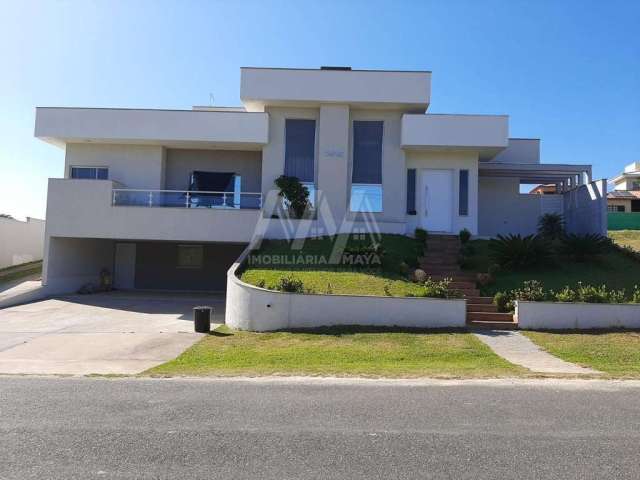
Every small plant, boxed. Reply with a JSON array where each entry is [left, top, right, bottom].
[[488, 234, 552, 270], [537, 213, 564, 240], [493, 291, 514, 313], [512, 280, 547, 302], [383, 283, 392, 296], [552, 286, 577, 303], [422, 277, 462, 299], [274, 175, 310, 219], [325, 282, 333, 294], [559, 233, 611, 262], [275, 275, 305, 293], [459, 228, 471, 244], [476, 273, 493, 287], [574, 282, 611, 303], [413, 269, 427, 283], [414, 228, 427, 244], [256, 279, 266, 289], [632, 285, 640, 304]]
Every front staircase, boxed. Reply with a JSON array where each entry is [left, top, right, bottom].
[[419, 235, 517, 330]]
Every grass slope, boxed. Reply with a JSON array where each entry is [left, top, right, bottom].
[[524, 331, 640, 378], [463, 240, 640, 296], [147, 326, 525, 378], [609, 230, 640, 253], [241, 234, 424, 296]]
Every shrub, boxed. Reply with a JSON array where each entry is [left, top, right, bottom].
[[414, 228, 427, 244], [493, 291, 514, 313], [274, 275, 305, 293], [476, 273, 493, 287], [574, 282, 612, 303], [256, 279, 266, 289], [537, 213, 564, 240], [383, 283, 392, 296], [512, 280, 547, 302], [459, 228, 471, 244], [488, 234, 552, 270], [274, 175, 310, 219], [552, 286, 577, 303], [422, 277, 462, 299], [559, 233, 610, 262], [487, 263, 501, 277]]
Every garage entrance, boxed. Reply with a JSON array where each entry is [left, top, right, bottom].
[[114, 241, 247, 292]]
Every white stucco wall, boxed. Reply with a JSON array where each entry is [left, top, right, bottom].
[[225, 247, 466, 331], [43, 237, 115, 293], [65, 143, 165, 189], [517, 301, 640, 330], [405, 150, 479, 235], [0, 217, 45, 268], [563, 180, 608, 236]]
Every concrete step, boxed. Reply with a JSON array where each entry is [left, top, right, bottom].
[[420, 256, 459, 265], [467, 320, 518, 330], [447, 281, 476, 290], [466, 296, 494, 305], [427, 274, 477, 282], [420, 263, 460, 270], [466, 311, 514, 322], [453, 288, 481, 297], [467, 303, 498, 313]]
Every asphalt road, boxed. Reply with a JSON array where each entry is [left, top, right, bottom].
[[1, 377, 639, 479]]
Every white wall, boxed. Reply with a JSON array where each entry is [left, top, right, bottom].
[[563, 180, 608, 236], [517, 301, 640, 330], [406, 150, 479, 235], [490, 138, 540, 164], [65, 143, 165, 189], [225, 250, 466, 331], [0, 217, 45, 268], [43, 237, 114, 293]]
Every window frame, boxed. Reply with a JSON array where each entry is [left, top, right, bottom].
[[284, 118, 318, 207], [350, 120, 384, 213], [176, 245, 204, 269], [458, 169, 469, 216], [69, 166, 109, 180]]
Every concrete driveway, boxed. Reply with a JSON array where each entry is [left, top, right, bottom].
[[0, 291, 224, 375]]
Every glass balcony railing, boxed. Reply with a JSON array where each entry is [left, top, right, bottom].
[[112, 189, 262, 210]]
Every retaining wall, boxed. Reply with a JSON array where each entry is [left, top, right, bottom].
[[516, 301, 640, 330]]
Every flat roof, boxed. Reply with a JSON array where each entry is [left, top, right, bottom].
[[241, 66, 432, 74]]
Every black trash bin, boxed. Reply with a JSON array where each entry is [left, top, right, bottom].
[[193, 306, 212, 333]]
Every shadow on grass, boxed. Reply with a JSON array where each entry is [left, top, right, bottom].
[[272, 325, 469, 336]]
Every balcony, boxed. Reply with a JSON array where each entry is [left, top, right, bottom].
[[46, 179, 262, 243], [112, 189, 262, 210]]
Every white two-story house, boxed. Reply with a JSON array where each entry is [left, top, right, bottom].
[[35, 66, 607, 294]]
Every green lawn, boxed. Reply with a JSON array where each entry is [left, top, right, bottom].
[[241, 234, 425, 296], [0, 261, 42, 285], [523, 331, 640, 378], [463, 240, 640, 296], [147, 325, 525, 378], [609, 230, 640, 253]]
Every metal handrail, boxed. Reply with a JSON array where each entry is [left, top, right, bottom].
[[112, 188, 262, 195], [111, 188, 262, 209]]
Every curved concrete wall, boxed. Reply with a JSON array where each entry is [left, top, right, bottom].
[[225, 245, 466, 331], [516, 301, 640, 330]]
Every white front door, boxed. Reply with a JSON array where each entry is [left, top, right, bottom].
[[419, 169, 454, 233]]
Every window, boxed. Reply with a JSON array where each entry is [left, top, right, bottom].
[[459, 170, 469, 216], [632, 181, 640, 191], [285, 119, 316, 206], [406, 169, 416, 215], [608, 205, 625, 212], [351, 121, 383, 212], [70, 166, 108, 180], [177, 245, 203, 269]]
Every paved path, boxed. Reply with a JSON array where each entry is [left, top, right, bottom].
[[1, 376, 639, 479], [474, 330, 600, 374], [0, 292, 223, 375]]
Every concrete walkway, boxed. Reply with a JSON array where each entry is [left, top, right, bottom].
[[473, 330, 600, 375]]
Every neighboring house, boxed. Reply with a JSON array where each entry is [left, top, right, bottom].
[[529, 184, 558, 195], [34, 66, 607, 294], [608, 162, 640, 213], [607, 162, 640, 230], [0, 217, 45, 269]]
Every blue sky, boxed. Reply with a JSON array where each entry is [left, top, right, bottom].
[[1, 0, 638, 219]]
